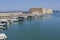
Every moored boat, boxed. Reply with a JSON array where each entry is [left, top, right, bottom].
[[0, 33, 7, 40]]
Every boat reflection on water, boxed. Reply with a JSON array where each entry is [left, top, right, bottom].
[[0, 26, 8, 31], [18, 21, 25, 25], [27, 16, 35, 20]]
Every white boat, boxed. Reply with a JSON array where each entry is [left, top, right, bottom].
[[0, 33, 7, 40], [0, 19, 9, 27], [0, 21, 8, 26], [11, 19, 18, 22], [7, 18, 18, 22]]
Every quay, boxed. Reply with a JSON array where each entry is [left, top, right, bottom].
[[0, 8, 53, 21]]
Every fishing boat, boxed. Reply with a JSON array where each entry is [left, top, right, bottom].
[[17, 16, 25, 21]]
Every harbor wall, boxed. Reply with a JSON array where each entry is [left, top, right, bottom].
[[0, 12, 23, 19]]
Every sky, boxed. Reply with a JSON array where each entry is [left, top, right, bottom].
[[0, 0, 60, 11]]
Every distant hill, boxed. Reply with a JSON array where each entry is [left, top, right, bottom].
[[53, 10, 60, 13]]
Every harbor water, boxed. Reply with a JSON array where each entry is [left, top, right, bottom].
[[0, 13, 60, 40]]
